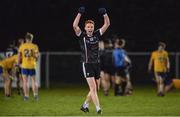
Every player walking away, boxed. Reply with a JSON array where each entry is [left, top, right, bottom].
[[100, 40, 115, 96], [148, 42, 170, 97], [113, 39, 132, 96], [18, 32, 39, 101], [73, 7, 110, 114]]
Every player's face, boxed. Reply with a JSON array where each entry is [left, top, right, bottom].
[[158, 45, 164, 51], [18, 39, 24, 45], [114, 42, 119, 48], [85, 23, 94, 36], [26, 38, 33, 43]]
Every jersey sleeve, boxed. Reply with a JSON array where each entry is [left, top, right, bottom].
[[34, 45, 39, 53], [77, 31, 85, 39], [165, 51, 168, 58], [18, 45, 23, 53], [94, 29, 103, 37], [122, 50, 127, 58], [150, 52, 155, 61], [76, 30, 82, 37]]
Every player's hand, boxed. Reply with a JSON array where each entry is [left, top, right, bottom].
[[78, 6, 85, 14], [15, 63, 19, 68], [98, 8, 107, 15]]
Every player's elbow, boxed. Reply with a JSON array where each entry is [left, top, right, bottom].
[[105, 20, 110, 27], [73, 25, 78, 31], [73, 24, 76, 29], [73, 21, 78, 28], [107, 20, 110, 26]]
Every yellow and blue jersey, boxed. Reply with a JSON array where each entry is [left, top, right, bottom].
[[150, 50, 169, 72], [18, 43, 39, 69]]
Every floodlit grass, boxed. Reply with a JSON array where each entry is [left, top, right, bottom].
[[0, 85, 180, 116]]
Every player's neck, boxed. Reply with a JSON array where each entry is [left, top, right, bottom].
[[26, 41, 32, 44], [86, 32, 93, 37], [158, 50, 164, 52], [87, 34, 93, 37]]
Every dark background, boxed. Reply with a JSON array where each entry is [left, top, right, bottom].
[[0, 0, 180, 52]]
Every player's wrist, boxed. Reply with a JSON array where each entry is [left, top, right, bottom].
[[103, 13, 108, 17]]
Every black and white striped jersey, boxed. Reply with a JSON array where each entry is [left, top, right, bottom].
[[78, 29, 102, 63]]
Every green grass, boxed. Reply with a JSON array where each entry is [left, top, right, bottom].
[[0, 85, 180, 116]]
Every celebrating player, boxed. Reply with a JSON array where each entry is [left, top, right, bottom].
[[148, 42, 170, 96], [18, 32, 39, 101], [73, 7, 110, 114]]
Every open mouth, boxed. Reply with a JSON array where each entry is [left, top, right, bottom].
[[88, 31, 93, 33]]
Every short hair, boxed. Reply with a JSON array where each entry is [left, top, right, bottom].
[[25, 32, 33, 40], [158, 42, 166, 49], [116, 38, 126, 48], [85, 20, 95, 26]]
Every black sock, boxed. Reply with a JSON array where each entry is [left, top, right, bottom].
[[115, 84, 123, 95], [121, 81, 127, 95]]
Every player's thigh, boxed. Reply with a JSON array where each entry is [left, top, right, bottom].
[[21, 69, 29, 82], [100, 71, 104, 78], [115, 69, 126, 83], [82, 63, 94, 78], [86, 77, 97, 91], [93, 63, 101, 80], [104, 73, 111, 81], [155, 72, 165, 84]]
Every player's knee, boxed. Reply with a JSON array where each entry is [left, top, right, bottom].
[[90, 85, 97, 93]]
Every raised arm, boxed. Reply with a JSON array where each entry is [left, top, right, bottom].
[[73, 7, 85, 36], [98, 8, 110, 35]]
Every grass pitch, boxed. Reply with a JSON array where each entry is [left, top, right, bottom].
[[0, 85, 180, 116]]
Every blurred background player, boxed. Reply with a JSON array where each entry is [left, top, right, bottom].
[[4, 41, 18, 95], [15, 38, 24, 95], [160, 78, 180, 92], [0, 54, 18, 97], [99, 40, 105, 88], [5, 39, 24, 95], [100, 39, 115, 96], [5, 40, 18, 58], [18, 32, 39, 101], [113, 39, 132, 96], [73, 6, 110, 114], [148, 42, 170, 97]]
